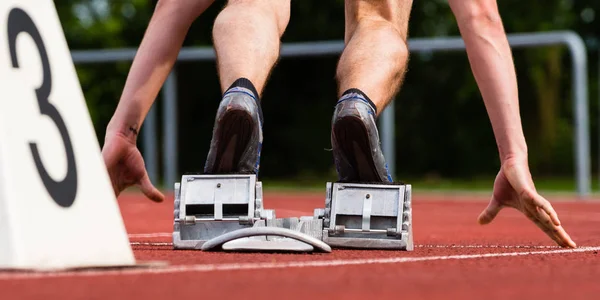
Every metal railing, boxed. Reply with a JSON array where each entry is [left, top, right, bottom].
[[71, 30, 591, 196]]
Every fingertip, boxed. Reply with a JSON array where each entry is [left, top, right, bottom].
[[478, 200, 501, 225], [152, 192, 165, 203], [559, 232, 577, 248], [477, 213, 492, 225], [147, 187, 165, 203], [567, 236, 577, 248], [139, 175, 165, 203]]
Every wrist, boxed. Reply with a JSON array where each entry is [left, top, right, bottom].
[[499, 148, 528, 165], [494, 129, 528, 164], [105, 119, 139, 145], [104, 100, 146, 144]]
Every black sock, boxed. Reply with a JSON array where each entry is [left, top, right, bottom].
[[224, 77, 264, 123], [341, 88, 377, 115], [226, 78, 260, 102]]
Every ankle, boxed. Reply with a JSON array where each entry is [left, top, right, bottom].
[[338, 88, 378, 115], [225, 78, 260, 101]]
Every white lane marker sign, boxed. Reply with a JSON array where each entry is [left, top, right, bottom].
[[0, 0, 136, 270]]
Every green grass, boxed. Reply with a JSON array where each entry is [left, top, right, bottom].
[[258, 175, 589, 194], [151, 173, 595, 196]]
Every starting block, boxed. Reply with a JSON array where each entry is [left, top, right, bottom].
[[172, 174, 275, 249], [320, 182, 413, 250], [173, 174, 413, 252]]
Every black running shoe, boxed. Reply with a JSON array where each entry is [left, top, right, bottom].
[[204, 87, 263, 175], [331, 92, 393, 183]]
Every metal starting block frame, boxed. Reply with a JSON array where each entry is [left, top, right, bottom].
[[172, 174, 413, 252], [172, 174, 274, 249], [319, 182, 413, 250]]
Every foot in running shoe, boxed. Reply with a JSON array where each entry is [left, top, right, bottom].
[[331, 88, 393, 183], [204, 78, 263, 175]]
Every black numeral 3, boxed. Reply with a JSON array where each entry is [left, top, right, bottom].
[[7, 8, 78, 208]]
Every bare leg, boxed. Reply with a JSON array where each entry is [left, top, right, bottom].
[[203, 0, 290, 175], [330, 1, 413, 183], [336, 0, 413, 115], [212, 0, 291, 95]]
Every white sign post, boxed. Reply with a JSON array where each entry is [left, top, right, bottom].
[[0, 0, 136, 270]]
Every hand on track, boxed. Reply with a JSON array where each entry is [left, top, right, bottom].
[[102, 132, 164, 203], [478, 157, 576, 248]]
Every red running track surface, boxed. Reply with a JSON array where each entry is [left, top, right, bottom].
[[1, 191, 599, 300]]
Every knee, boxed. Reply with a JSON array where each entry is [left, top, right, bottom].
[[345, 0, 412, 40], [449, 0, 502, 28], [221, 0, 290, 36]]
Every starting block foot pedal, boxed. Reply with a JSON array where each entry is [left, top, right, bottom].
[[320, 182, 413, 250], [172, 174, 274, 249], [201, 227, 332, 253]]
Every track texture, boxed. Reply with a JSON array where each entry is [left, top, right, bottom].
[[1, 191, 599, 300]]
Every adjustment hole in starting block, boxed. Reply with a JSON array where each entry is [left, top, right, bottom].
[[336, 215, 397, 231], [370, 216, 396, 230], [185, 204, 248, 217], [222, 204, 248, 217], [186, 204, 214, 217]]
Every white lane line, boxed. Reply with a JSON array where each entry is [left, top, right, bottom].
[[126, 233, 562, 250], [1, 247, 598, 280], [131, 242, 172, 246], [129, 242, 562, 249], [415, 244, 562, 249], [128, 233, 171, 238]]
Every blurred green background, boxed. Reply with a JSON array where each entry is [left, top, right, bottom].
[[56, 0, 600, 192]]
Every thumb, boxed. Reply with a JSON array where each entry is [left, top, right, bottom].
[[138, 173, 165, 203], [478, 197, 503, 225]]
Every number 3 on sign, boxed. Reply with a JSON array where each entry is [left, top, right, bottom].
[[7, 8, 78, 208]]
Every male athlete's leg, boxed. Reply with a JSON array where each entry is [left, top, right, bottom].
[[213, 0, 290, 95], [203, 0, 291, 175], [332, 0, 413, 183]]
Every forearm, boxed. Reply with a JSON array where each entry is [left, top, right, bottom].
[[450, 1, 527, 162], [106, 0, 213, 141]]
